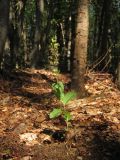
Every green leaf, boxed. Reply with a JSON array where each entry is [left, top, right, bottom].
[[63, 111, 72, 122], [49, 108, 62, 119], [52, 81, 64, 100], [52, 81, 64, 93], [61, 91, 77, 105], [52, 83, 60, 99], [57, 81, 64, 92]]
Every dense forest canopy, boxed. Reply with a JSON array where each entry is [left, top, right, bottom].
[[0, 0, 120, 95]]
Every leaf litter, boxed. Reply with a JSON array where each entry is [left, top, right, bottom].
[[0, 69, 120, 160]]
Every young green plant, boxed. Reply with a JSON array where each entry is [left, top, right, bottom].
[[49, 81, 76, 129]]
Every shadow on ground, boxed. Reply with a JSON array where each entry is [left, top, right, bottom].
[[89, 132, 120, 160], [0, 69, 58, 110]]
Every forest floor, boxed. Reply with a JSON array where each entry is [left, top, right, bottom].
[[0, 69, 120, 160]]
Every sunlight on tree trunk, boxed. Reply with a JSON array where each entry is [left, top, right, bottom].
[[72, 0, 89, 98]]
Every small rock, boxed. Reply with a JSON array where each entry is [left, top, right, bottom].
[[20, 133, 38, 146], [20, 133, 37, 142]]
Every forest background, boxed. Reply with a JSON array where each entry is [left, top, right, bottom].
[[0, 0, 120, 96]]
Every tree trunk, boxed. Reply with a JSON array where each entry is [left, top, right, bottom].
[[30, 0, 43, 68], [97, 0, 112, 71], [72, 0, 89, 98], [0, 0, 10, 67], [8, 0, 27, 69]]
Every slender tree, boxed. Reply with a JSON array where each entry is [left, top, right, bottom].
[[97, 0, 112, 71], [0, 0, 10, 67], [72, 0, 89, 98], [30, 0, 43, 68], [8, 0, 27, 69], [30, 0, 52, 68]]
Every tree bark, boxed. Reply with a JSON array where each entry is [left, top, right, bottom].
[[97, 0, 112, 71], [30, 0, 44, 68], [72, 0, 89, 98], [0, 0, 10, 67]]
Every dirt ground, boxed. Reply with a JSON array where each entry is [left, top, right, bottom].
[[0, 69, 120, 160]]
